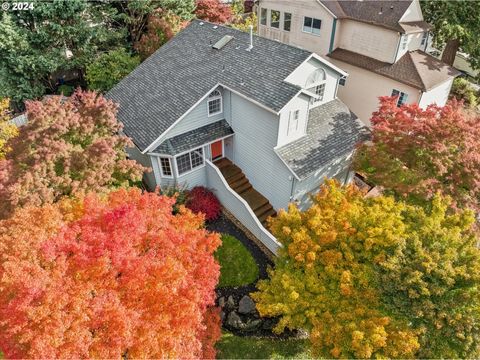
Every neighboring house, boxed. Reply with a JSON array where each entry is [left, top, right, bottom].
[[257, 0, 461, 125], [107, 20, 368, 254]]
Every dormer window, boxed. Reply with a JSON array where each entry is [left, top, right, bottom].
[[305, 68, 327, 104], [208, 90, 222, 116], [421, 32, 428, 46]]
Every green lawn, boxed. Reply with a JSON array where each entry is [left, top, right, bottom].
[[215, 234, 259, 287], [216, 332, 311, 359]]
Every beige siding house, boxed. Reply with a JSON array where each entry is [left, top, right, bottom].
[[258, 0, 460, 125]]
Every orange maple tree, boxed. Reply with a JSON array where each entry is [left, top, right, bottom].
[[0, 188, 221, 359]]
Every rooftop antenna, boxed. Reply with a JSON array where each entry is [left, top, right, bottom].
[[247, 24, 253, 51]]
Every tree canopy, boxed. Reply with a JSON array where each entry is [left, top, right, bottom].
[[86, 48, 140, 92], [252, 180, 480, 358], [0, 188, 221, 358], [0, 98, 18, 159], [195, 0, 232, 24], [354, 97, 480, 211], [421, 0, 480, 70], [0, 90, 145, 219], [0, 0, 126, 105]]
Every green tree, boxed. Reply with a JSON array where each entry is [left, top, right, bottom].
[[252, 180, 480, 358], [421, 0, 480, 69], [0, 0, 126, 105], [449, 77, 479, 109], [0, 98, 18, 159], [86, 49, 140, 93]]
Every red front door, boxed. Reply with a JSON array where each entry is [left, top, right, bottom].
[[211, 140, 223, 160]]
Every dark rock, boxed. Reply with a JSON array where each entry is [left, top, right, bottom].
[[226, 311, 243, 329], [242, 319, 262, 332], [262, 317, 278, 330], [226, 295, 236, 310], [218, 296, 225, 308], [238, 295, 256, 314]]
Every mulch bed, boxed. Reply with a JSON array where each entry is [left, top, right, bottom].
[[207, 214, 304, 339]]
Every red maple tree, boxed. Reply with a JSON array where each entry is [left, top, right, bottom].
[[354, 97, 480, 210], [0, 188, 221, 358], [0, 90, 145, 218], [195, 0, 233, 24]]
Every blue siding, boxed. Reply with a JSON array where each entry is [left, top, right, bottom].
[[230, 93, 293, 210]]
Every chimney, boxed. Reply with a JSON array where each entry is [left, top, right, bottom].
[[247, 25, 253, 51]]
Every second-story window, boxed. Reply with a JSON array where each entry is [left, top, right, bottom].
[[306, 68, 326, 104], [392, 89, 408, 107], [303, 17, 321, 35], [270, 10, 280, 28], [421, 32, 428, 46], [313, 84, 326, 103], [284, 12, 292, 31], [208, 90, 222, 116], [260, 8, 267, 26]]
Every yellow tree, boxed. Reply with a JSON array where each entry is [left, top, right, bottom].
[[0, 98, 18, 159], [252, 180, 480, 358]]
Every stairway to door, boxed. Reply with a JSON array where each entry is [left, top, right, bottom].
[[214, 158, 276, 227]]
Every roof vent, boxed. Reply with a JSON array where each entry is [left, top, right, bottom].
[[213, 35, 233, 50], [213, 25, 218, 29], [199, 22, 204, 25]]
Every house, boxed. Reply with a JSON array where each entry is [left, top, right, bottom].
[[257, 0, 461, 125], [107, 20, 368, 254]]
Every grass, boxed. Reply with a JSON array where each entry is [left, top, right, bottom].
[[216, 332, 311, 359], [215, 234, 259, 287]]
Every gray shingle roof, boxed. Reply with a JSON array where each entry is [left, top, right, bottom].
[[329, 48, 460, 91], [107, 20, 311, 151], [153, 119, 233, 155], [276, 99, 370, 180]]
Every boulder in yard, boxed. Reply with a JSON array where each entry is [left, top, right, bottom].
[[238, 295, 256, 314]]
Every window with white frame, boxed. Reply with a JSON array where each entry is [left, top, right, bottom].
[[260, 8, 267, 25], [305, 68, 327, 104], [284, 12, 292, 31], [176, 148, 204, 176], [420, 31, 428, 46], [159, 157, 172, 177], [207, 90, 222, 116], [313, 84, 326, 103], [391, 89, 408, 107], [303, 17, 321, 35], [339, 76, 346, 86], [287, 110, 300, 135], [270, 10, 280, 28]]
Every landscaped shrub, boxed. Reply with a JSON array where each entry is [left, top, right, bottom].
[[160, 185, 189, 214], [186, 186, 221, 221]]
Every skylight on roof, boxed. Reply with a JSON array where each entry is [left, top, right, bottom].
[[213, 35, 233, 50]]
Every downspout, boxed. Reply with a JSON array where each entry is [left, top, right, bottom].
[[328, 18, 337, 54], [290, 176, 296, 201]]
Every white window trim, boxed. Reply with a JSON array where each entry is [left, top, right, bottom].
[[270, 9, 280, 29], [260, 8, 267, 26], [302, 16, 321, 36], [175, 147, 206, 178], [284, 12, 292, 32], [159, 156, 174, 178], [392, 89, 408, 107], [308, 81, 327, 105], [207, 90, 223, 117]]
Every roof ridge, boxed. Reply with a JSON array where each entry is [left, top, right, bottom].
[[405, 51, 427, 91], [191, 19, 313, 57]]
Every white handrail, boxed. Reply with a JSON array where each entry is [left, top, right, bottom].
[[205, 159, 282, 254]]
